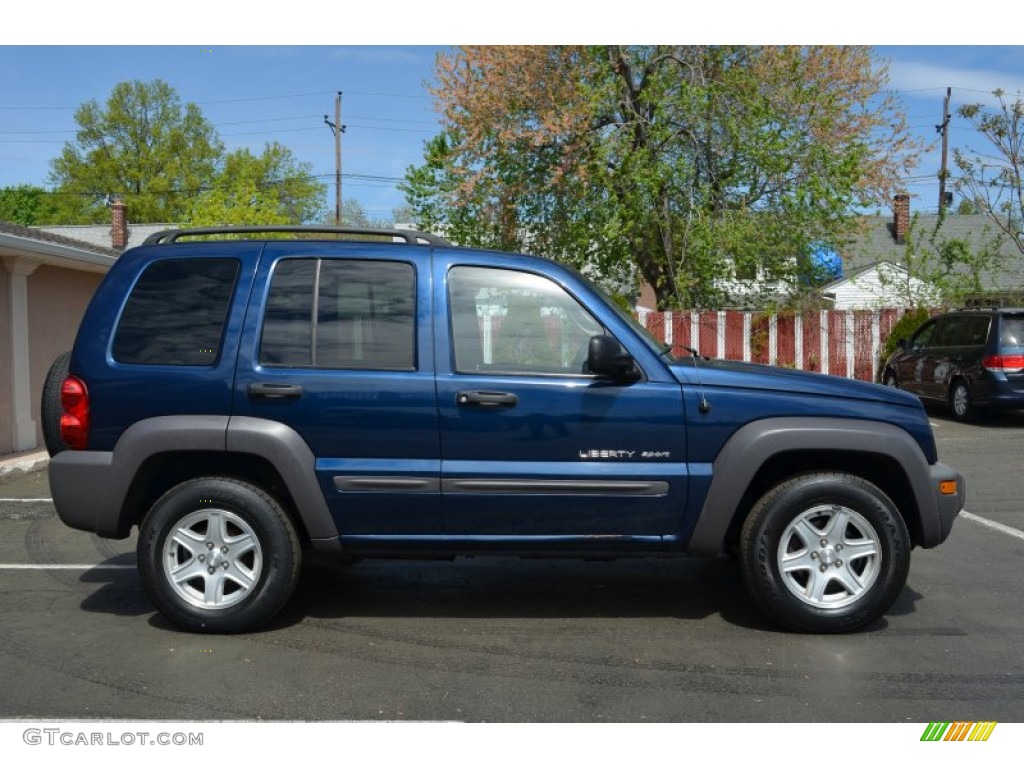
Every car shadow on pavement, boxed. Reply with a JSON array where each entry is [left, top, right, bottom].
[[77, 554, 152, 618], [76, 553, 907, 635], [272, 556, 776, 631]]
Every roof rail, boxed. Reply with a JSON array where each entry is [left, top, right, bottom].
[[142, 226, 451, 247]]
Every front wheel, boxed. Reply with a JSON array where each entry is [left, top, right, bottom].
[[739, 472, 910, 633], [137, 477, 301, 633]]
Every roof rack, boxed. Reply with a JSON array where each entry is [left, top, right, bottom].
[[142, 226, 451, 247]]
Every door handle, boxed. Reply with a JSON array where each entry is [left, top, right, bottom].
[[247, 382, 304, 400], [456, 390, 519, 409]]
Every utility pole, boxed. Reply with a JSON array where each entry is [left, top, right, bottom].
[[937, 86, 952, 214], [323, 91, 345, 226]]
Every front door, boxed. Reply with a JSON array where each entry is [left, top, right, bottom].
[[435, 263, 687, 538]]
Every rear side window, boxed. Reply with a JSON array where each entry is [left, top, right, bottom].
[[260, 258, 416, 370], [1000, 315, 1024, 348], [949, 316, 989, 346], [113, 258, 239, 366]]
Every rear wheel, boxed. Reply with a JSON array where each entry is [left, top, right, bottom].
[[739, 472, 910, 633], [137, 477, 301, 633]]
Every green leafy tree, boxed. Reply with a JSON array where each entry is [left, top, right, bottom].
[[405, 46, 920, 309], [879, 210, 1005, 308], [49, 80, 223, 223], [184, 143, 325, 226], [0, 184, 59, 225], [48, 81, 325, 226], [954, 90, 1024, 255]]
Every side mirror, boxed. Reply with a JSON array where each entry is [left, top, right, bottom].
[[587, 335, 639, 380]]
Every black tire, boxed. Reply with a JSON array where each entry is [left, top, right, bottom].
[[41, 351, 71, 457], [949, 379, 975, 422], [137, 477, 302, 634], [739, 472, 910, 633]]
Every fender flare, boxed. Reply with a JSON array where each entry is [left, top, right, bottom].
[[51, 415, 337, 544], [685, 417, 941, 556]]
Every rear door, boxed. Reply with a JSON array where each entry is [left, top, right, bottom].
[[232, 242, 441, 535]]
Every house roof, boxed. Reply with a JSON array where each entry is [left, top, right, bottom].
[[819, 260, 908, 291], [34, 222, 174, 251], [0, 220, 118, 272], [838, 213, 1024, 293], [0, 220, 117, 258]]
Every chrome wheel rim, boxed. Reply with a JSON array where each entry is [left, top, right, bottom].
[[162, 508, 263, 610], [953, 385, 969, 416], [777, 504, 882, 609]]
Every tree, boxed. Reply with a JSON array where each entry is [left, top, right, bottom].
[[49, 80, 223, 223], [880, 210, 1004, 308], [0, 184, 58, 225], [48, 80, 325, 226], [405, 46, 920, 309], [183, 143, 324, 226], [954, 90, 1024, 255]]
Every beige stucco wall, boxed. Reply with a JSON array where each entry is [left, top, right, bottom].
[[0, 266, 11, 453], [25, 266, 102, 447]]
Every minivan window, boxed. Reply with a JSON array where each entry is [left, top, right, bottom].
[[911, 321, 936, 350], [1001, 315, 1024, 348], [112, 258, 239, 366], [951, 315, 990, 346]]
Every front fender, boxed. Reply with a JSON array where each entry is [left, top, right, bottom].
[[685, 417, 963, 556]]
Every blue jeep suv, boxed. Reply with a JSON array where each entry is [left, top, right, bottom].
[[45, 227, 964, 634]]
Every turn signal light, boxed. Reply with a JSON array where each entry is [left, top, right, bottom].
[[939, 480, 958, 496], [60, 376, 90, 450]]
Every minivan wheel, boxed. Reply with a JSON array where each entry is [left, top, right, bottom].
[[949, 379, 975, 421], [739, 472, 910, 633], [137, 477, 301, 634]]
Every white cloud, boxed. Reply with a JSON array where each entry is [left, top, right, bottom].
[[884, 58, 1024, 105]]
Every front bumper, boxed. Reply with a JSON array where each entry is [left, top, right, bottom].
[[925, 461, 964, 548]]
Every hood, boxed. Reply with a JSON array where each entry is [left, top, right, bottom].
[[669, 358, 922, 407]]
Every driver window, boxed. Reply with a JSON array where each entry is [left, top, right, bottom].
[[449, 266, 602, 375], [911, 321, 936, 351]]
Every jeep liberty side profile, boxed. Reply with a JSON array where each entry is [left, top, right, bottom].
[[44, 227, 965, 634]]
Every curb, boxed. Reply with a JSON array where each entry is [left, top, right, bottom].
[[0, 451, 50, 480]]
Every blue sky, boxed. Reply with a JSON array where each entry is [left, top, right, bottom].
[[0, 41, 1021, 222]]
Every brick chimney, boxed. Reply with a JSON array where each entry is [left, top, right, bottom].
[[893, 194, 910, 245], [110, 197, 128, 251]]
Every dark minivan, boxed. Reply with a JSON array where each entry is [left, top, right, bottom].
[[882, 308, 1024, 420]]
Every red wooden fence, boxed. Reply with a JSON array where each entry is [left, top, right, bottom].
[[636, 308, 907, 382]]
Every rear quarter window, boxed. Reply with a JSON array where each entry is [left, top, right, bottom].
[[1000, 315, 1024, 349], [112, 258, 240, 366]]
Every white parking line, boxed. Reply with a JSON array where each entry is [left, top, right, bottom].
[[960, 510, 1024, 542], [0, 498, 54, 503]]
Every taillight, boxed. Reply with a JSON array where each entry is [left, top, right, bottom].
[[983, 354, 1024, 373], [60, 376, 90, 450]]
